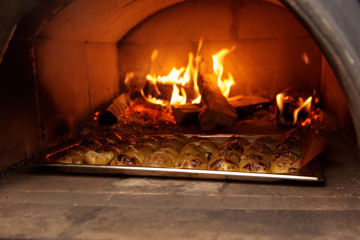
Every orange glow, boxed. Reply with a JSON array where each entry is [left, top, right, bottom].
[[301, 107, 322, 127], [301, 117, 312, 127], [141, 40, 234, 106], [302, 52, 310, 64], [121, 98, 176, 126], [94, 111, 100, 121], [124, 72, 134, 87]]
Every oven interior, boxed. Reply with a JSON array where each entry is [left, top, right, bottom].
[[0, 0, 359, 238], [0, 0, 355, 171]]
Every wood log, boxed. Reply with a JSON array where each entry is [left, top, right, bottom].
[[198, 73, 238, 131], [97, 93, 130, 125], [171, 104, 202, 125], [228, 95, 272, 118], [171, 95, 270, 125]]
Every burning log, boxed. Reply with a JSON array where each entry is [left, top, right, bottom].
[[171, 95, 271, 125], [198, 73, 238, 131], [275, 90, 313, 127], [171, 104, 202, 124], [228, 95, 272, 118], [97, 93, 130, 125]]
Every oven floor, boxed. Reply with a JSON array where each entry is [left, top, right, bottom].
[[0, 135, 359, 239]]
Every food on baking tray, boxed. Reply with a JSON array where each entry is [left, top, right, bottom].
[[143, 144, 177, 168], [209, 137, 249, 171], [45, 128, 323, 174], [84, 145, 120, 165], [143, 137, 185, 168], [46, 145, 88, 164], [110, 137, 158, 167], [163, 136, 187, 151], [270, 127, 306, 173], [79, 138, 102, 150], [174, 139, 216, 169], [239, 136, 279, 173]]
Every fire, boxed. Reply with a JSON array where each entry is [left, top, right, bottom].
[[191, 40, 202, 104], [301, 108, 322, 127], [140, 88, 168, 106], [276, 92, 313, 126], [212, 47, 235, 98], [146, 67, 185, 85], [142, 41, 234, 106], [170, 84, 187, 105], [276, 93, 287, 114], [293, 96, 312, 124], [145, 49, 200, 106]]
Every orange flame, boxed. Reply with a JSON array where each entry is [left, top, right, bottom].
[[191, 39, 203, 104], [170, 84, 187, 105], [145, 50, 200, 105], [140, 88, 168, 106], [276, 92, 312, 126], [142, 41, 234, 106], [293, 96, 312, 125], [276, 93, 287, 115], [212, 47, 235, 98]]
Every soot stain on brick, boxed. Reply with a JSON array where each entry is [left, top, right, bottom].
[[122, 0, 138, 9], [229, 0, 243, 41]]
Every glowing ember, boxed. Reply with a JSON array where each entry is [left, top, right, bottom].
[[276, 92, 313, 127], [301, 107, 322, 127], [121, 98, 176, 127], [94, 111, 100, 121], [141, 40, 235, 106]]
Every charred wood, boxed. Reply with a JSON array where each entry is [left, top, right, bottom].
[[171, 104, 202, 125], [97, 93, 131, 125], [198, 73, 238, 131], [228, 95, 272, 118]]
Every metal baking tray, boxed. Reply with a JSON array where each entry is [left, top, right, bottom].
[[30, 159, 322, 182], [30, 134, 323, 182]]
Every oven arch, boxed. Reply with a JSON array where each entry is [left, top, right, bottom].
[[32, 0, 359, 141]]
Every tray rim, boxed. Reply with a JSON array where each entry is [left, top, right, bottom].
[[29, 159, 323, 182]]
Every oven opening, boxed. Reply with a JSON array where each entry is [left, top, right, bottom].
[[98, 0, 349, 136], [1, 0, 360, 238], [0, 0, 356, 171]]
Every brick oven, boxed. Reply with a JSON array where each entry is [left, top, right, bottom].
[[0, 0, 359, 238]]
